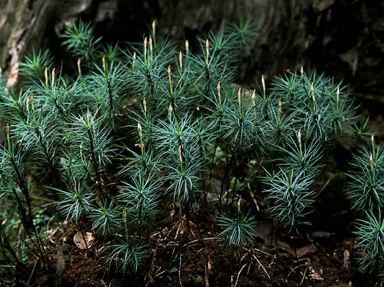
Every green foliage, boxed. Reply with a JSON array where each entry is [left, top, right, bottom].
[[88, 199, 122, 236], [53, 181, 94, 222], [353, 210, 384, 277], [270, 69, 356, 145], [273, 131, 323, 176], [346, 137, 384, 214], [0, 17, 379, 283], [106, 236, 149, 273], [262, 168, 315, 233], [61, 20, 102, 64], [351, 117, 375, 147], [18, 49, 55, 83], [218, 208, 256, 248], [346, 128, 384, 276], [118, 173, 160, 227]]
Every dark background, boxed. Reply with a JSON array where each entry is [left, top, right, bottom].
[[1, 0, 384, 115]]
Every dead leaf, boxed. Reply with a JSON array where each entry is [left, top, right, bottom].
[[73, 231, 95, 250], [253, 220, 317, 258], [308, 266, 324, 281]]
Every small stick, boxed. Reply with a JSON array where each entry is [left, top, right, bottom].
[[252, 254, 270, 279], [182, 237, 217, 248], [204, 259, 210, 287], [178, 252, 183, 287], [234, 263, 247, 287]]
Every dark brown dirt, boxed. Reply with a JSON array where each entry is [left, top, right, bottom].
[[3, 191, 378, 287]]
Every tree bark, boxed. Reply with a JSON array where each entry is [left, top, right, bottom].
[[156, 0, 312, 82], [1, 0, 383, 102], [0, 0, 58, 85]]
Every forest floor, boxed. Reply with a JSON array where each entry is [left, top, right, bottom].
[[50, 97, 382, 287], [2, 76, 383, 287], [10, 196, 376, 287], [3, 147, 380, 287]]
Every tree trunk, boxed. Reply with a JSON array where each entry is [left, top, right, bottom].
[[156, 0, 312, 82], [1, 0, 383, 102], [0, 0, 56, 85]]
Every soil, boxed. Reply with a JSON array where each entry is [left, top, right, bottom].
[[2, 157, 381, 287], [1, 88, 383, 287], [2, 3, 384, 282], [1, 69, 383, 287]]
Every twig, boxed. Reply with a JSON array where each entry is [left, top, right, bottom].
[[178, 251, 183, 287], [144, 240, 159, 286], [174, 217, 184, 240], [252, 254, 270, 279], [242, 246, 274, 257], [204, 258, 210, 287], [182, 237, 217, 248], [234, 263, 248, 287], [27, 259, 38, 286], [145, 267, 166, 287], [100, 279, 111, 287], [247, 182, 259, 212]]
